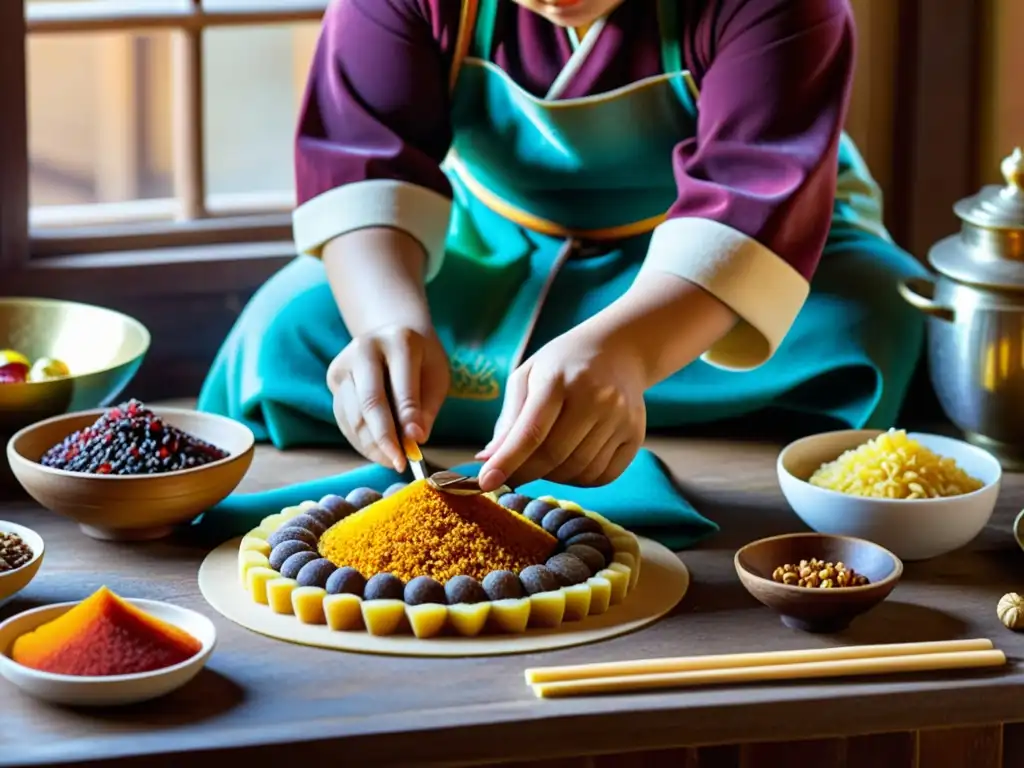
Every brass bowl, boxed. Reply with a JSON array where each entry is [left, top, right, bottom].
[[0, 298, 150, 433], [6, 407, 254, 542]]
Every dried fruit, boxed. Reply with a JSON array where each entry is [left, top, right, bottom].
[[541, 508, 580, 536], [497, 493, 531, 513], [556, 516, 603, 541], [0, 532, 33, 572], [545, 553, 591, 586], [565, 544, 606, 573], [296, 558, 337, 588], [319, 494, 356, 523], [280, 551, 320, 580], [304, 505, 338, 529], [39, 400, 227, 475], [325, 566, 366, 596], [523, 499, 555, 525], [444, 575, 488, 605], [564, 532, 613, 560], [346, 487, 383, 509], [519, 564, 560, 595], [482, 570, 523, 601], [363, 573, 404, 601], [282, 514, 326, 539], [771, 558, 869, 589], [266, 527, 318, 551]]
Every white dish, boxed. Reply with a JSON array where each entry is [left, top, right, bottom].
[[0, 521, 45, 609], [0, 598, 216, 706], [777, 430, 1001, 561]]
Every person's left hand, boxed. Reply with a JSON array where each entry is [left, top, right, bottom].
[[475, 328, 647, 491]]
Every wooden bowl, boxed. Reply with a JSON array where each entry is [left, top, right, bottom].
[[735, 533, 903, 633], [6, 408, 254, 541], [0, 298, 150, 434], [0, 521, 44, 608]]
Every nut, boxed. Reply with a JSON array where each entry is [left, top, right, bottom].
[[770, 557, 871, 589], [0, 532, 33, 572]]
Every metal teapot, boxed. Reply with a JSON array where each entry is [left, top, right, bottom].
[[899, 147, 1024, 468]]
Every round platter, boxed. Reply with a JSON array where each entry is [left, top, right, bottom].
[[198, 536, 689, 658]]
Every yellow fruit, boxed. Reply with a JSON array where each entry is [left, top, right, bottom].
[[0, 350, 29, 368], [27, 357, 70, 382]]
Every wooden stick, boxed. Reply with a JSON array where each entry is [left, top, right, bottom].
[[525, 638, 994, 684], [531, 649, 1006, 699]]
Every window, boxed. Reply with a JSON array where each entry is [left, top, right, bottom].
[[1, 0, 325, 279]]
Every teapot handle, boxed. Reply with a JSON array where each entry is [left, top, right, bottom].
[[897, 278, 955, 322]]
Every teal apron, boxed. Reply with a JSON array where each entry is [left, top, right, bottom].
[[197, 0, 927, 449]]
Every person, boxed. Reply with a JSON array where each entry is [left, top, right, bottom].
[[198, 0, 927, 494]]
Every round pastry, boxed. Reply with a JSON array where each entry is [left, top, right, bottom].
[[237, 483, 642, 639]]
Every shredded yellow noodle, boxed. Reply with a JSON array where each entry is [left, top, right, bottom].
[[808, 429, 985, 499]]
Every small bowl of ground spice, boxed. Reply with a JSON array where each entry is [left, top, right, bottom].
[[0, 521, 44, 608], [6, 400, 254, 541], [735, 532, 902, 634]]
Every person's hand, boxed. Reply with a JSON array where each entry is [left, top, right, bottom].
[[327, 325, 450, 471], [475, 328, 647, 491]]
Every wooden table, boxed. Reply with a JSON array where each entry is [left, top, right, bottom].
[[3, 422, 1024, 768]]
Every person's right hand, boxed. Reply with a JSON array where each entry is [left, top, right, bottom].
[[326, 325, 450, 471]]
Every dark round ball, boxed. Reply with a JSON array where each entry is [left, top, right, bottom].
[[404, 576, 446, 605], [283, 513, 327, 539], [347, 487, 383, 509], [267, 526, 318, 550], [304, 505, 338, 529], [280, 550, 321, 580], [384, 482, 407, 498], [269, 539, 313, 571], [541, 507, 581, 536], [444, 575, 488, 605], [519, 565, 561, 595], [296, 558, 337, 588], [556, 515, 603, 541], [497, 493, 531, 514], [565, 532, 614, 561], [482, 570, 524, 601], [319, 494, 357, 523], [566, 543, 607, 573], [546, 553, 592, 586], [523, 499, 556, 525], [363, 572, 405, 601], [325, 566, 366, 596]]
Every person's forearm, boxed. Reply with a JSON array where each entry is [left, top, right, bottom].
[[322, 227, 433, 337], [586, 270, 738, 387]]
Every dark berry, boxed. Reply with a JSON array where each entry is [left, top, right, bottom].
[[565, 544, 606, 573], [296, 558, 337, 588], [283, 514, 326, 539], [38, 399, 228, 476], [497, 493, 531, 513], [541, 507, 580, 536], [481, 570, 524, 601], [444, 575, 488, 605], [523, 499, 555, 525], [319, 495, 356, 523], [280, 551, 320, 580], [556, 516, 603, 541], [346, 487, 383, 509], [269, 540, 312, 571], [404, 576, 446, 605], [564, 532, 613, 561], [384, 482, 407, 498], [363, 573, 405, 601], [304, 505, 337, 529], [519, 565, 561, 595], [267, 527, 318, 550], [325, 566, 366, 596], [545, 553, 591, 586]]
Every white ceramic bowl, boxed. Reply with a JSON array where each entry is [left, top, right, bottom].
[[0, 521, 45, 609], [0, 598, 216, 706], [777, 430, 1002, 561]]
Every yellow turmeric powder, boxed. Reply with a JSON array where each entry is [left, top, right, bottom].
[[318, 480, 557, 583]]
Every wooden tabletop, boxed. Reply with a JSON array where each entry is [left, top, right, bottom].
[[3, 419, 1024, 767]]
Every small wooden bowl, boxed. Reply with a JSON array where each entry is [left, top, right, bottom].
[[6, 408, 254, 541], [0, 521, 44, 608], [735, 533, 903, 633]]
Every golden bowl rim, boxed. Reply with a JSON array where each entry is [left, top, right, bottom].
[[0, 297, 151, 384], [6, 406, 256, 481]]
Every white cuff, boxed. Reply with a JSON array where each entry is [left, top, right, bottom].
[[292, 179, 452, 282], [640, 217, 810, 371]]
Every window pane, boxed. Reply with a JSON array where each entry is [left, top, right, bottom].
[[980, 0, 1024, 185], [27, 29, 174, 223], [202, 23, 319, 206]]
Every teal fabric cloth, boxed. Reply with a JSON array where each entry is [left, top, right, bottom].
[[190, 448, 719, 551]]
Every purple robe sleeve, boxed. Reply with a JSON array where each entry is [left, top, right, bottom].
[[291, 0, 459, 280], [640, 0, 856, 370]]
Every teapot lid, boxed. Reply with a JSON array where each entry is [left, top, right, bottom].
[[953, 147, 1024, 230], [930, 148, 1024, 290]]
